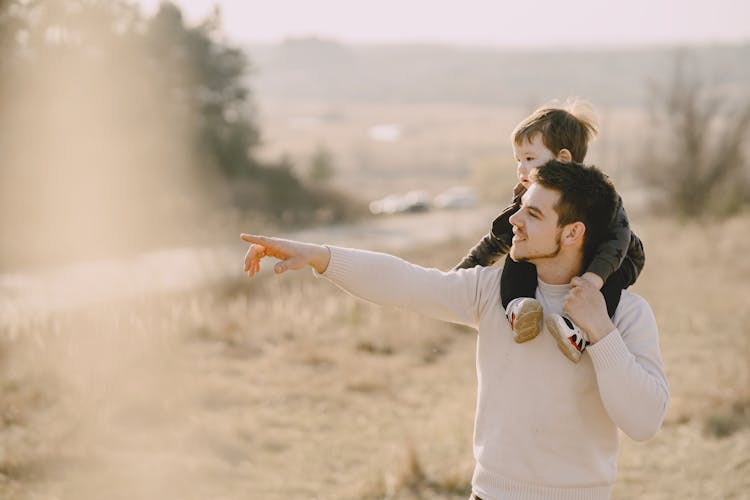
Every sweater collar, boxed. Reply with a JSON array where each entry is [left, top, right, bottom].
[[537, 278, 570, 301]]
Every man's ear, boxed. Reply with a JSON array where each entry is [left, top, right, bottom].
[[562, 221, 586, 246], [557, 149, 572, 163]]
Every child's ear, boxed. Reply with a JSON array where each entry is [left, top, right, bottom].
[[562, 222, 586, 246], [557, 149, 572, 163]]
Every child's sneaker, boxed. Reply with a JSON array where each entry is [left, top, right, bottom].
[[546, 314, 590, 363], [505, 297, 543, 343]]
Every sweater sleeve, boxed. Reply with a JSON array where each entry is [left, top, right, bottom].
[[586, 294, 669, 441], [318, 246, 496, 329]]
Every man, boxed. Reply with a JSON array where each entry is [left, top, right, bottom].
[[241, 161, 668, 500]]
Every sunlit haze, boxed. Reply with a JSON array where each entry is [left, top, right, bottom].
[[1, 1, 749, 498], [138, 0, 750, 48]]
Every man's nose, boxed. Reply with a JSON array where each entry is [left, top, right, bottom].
[[509, 210, 520, 227]]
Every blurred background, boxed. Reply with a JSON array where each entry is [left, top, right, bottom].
[[1, 1, 749, 499]]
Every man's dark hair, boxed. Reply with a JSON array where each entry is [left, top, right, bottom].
[[530, 160, 618, 265]]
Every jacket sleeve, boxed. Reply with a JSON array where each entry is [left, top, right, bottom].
[[619, 232, 646, 287], [587, 195, 645, 284], [320, 246, 498, 329], [453, 231, 509, 270], [453, 195, 521, 270], [586, 294, 669, 441]]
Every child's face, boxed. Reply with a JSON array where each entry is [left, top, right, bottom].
[[512, 134, 556, 189]]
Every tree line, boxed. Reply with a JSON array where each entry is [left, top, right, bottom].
[[0, 0, 356, 229]]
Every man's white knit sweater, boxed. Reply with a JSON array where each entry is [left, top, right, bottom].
[[317, 246, 669, 500]]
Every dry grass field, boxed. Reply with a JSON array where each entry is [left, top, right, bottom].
[[1, 212, 749, 499]]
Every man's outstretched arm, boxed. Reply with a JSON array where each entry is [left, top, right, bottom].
[[241, 234, 331, 276], [240, 234, 498, 329]]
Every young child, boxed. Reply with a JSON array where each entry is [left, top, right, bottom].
[[455, 100, 645, 363]]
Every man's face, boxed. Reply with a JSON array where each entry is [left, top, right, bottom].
[[508, 183, 563, 263], [512, 134, 556, 189]]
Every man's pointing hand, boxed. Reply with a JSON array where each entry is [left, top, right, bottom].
[[241, 234, 331, 277]]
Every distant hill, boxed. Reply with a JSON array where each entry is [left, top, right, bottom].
[[245, 40, 750, 107]]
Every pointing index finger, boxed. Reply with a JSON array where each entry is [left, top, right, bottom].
[[241, 233, 269, 245]]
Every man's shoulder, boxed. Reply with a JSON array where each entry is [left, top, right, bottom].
[[457, 264, 503, 307], [614, 289, 657, 330], [619, 289, 650, 307], [464, 263, 504, 284], [450, 262, 502, 279]]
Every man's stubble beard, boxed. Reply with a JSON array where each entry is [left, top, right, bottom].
[[510, 228, 562, 263]]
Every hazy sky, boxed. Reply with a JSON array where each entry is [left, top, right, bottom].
[[137, 0, 750, 48]]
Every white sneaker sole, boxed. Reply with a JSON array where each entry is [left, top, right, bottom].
[[512, 300, 543, 343], [546, 317, 582, 363]]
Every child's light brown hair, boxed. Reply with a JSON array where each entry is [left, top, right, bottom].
[[512, 99, 599, 163]]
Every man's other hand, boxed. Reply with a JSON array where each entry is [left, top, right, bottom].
[[563, 277, 615, 344]]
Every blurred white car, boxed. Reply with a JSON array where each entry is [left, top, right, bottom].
[[433, 186, 478, 209], [368, 123, 402, 142], [369, 190, 431, 214]]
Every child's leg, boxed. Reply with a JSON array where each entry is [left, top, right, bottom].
[[500, 255, 537, 308], [500, 256, 542, 343], [550, 268, 628, 362], [600, 265, 631, 318], [549, 264, 634, 363]]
